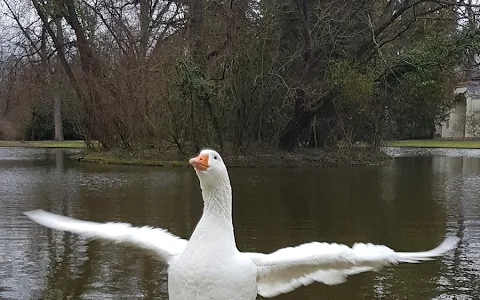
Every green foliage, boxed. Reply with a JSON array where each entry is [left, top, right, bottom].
[[383, 33, 460, 140], [25, 108, 54, 141], [42, 0, 67, 17], [6, 0, 480, 156], [176, 57, 213, 101], [330, 60, 374, 108], [24, 108, 82, 141]]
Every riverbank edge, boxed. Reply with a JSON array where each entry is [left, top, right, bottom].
[[0, 140, 87, 148], [386, 139, 480, 149], [5, 139, 479, 167], [78, 149, 392, 168], [3, 139, 478, 150]]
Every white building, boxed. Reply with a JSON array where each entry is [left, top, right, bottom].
[[436, 81, 480, 138]]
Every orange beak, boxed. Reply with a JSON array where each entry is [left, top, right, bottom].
[[189, 153, 209, 171]]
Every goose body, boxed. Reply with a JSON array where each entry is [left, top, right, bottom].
[[25, 149, 460, 299], [168, 175, 257, 300], [169, 241, 257, 300]]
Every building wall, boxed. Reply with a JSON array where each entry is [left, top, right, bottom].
[[438, 86, 480, 139], [466, 97, 480, 137]]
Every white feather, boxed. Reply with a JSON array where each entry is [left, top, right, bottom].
[[244, 236, 459, 298], [24, 209, 187, 264]]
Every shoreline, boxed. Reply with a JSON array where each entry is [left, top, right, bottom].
[[78, 149, 392, 168], [0, 140, 87, 148], [5, 139, 480, 168], [386, 139, 480, 149], [1, 140, 391, 168]]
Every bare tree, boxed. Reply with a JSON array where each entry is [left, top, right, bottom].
[[53, 15, 64, 141], [0, 0, 478, 161]]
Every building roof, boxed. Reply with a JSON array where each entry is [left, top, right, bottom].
[[457, 80, 480, 97]]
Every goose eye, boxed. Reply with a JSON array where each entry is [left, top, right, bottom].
[[213, 155, 218, 160]]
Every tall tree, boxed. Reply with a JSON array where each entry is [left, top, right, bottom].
[[53, 14, 64, 141]]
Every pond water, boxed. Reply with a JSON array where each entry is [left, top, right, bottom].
[[0, 147, 479, 300]]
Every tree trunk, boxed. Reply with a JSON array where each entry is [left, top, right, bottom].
[[187, 0, 203, 152], [54, 92, 63, 141], [31, 109, 36, 141], [187, 0, 224, 150], [465, 0, 475, 80], [278, 0, 314, 151], [139, 0, 150, 135], [32, 0, 92, 143], [54, 15, 64, 141], [189, 0, 205, 65], [308, 96, 336, 148], [279, 89, 314, 150], [63, 0, 114, 149], [139, 0, 149, 60]]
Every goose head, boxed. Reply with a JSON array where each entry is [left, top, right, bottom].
[[189, 149, 229, 188]]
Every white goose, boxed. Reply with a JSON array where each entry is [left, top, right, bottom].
[[25, 149, 459, 300]]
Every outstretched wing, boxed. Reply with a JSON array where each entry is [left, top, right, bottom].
[[24, 209, 188, 264], [244, 236, 459, 298]]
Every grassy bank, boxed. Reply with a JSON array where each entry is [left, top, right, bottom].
[[387, 139, 480, 149], [0, 140, 87, 148], [81, 148, 390, 168], [0, 140, 390, 167], [81, 152, 187, 167]]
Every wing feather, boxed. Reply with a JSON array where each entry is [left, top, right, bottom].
[[245, 236, 459, 298], [24, 209, 187, 264]]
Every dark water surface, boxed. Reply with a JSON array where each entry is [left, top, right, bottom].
[[0, 147, 479, 300]]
